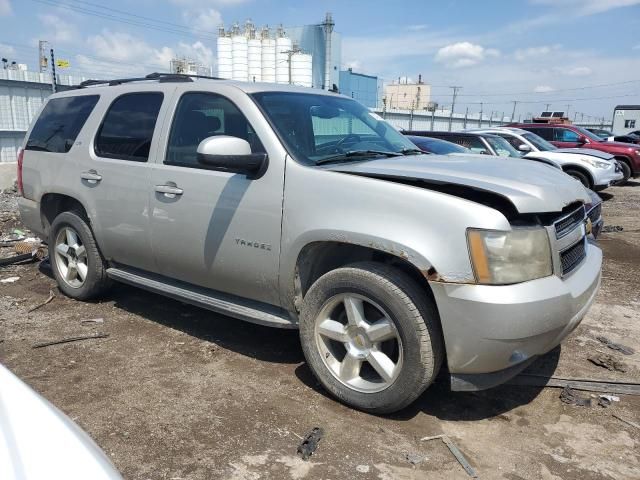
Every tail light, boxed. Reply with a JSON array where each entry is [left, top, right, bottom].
[[17, 148, 24, 196]]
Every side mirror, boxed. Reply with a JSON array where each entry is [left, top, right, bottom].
[[576, 136, 587, 145], [518, 144, 532, 152], [197, 136, 268, 179]]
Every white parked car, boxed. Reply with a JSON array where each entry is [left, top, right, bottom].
[[0, 364, 122, 480], [468, 127, 623, 190]]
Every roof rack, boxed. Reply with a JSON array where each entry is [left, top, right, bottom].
[[78, 72, 223, 88]]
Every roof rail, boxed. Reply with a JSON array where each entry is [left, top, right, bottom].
[[78, 72, 223, 88]]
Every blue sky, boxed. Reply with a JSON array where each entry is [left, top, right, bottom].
[[1, 0, 639, 119]]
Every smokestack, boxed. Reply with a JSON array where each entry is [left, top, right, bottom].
[[418, 74, 422, 84], [322, 12, 334, 90]]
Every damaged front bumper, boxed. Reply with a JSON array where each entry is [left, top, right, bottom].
[[430, 243, 602, 391]]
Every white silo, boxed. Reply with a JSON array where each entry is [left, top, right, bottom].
[[248, 36, 262, 82], [275, 26, 292, 84], [231, 23, 248, 81], [216, 26, 233, 79], [290, 52, 313, 87], [261, 27, 276, 83]]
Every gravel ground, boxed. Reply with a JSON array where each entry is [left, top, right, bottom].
[[1, 183, 639, 480]]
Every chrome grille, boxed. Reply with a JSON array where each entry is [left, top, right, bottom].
[[554, 206, 586, 239], [560, 239, 586, 275], [587, 203, 602, 224]]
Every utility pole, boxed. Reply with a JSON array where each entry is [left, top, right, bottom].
[[489, 111, 494, 127], [448, 86, 461, 131], [478, 102, 483, 127], [566, 104, 571, 119], [510, 101, 518, 122], [50, 48, 57, 93], [545, 103, 551, 112], [463, 107, 468, 129], [573, 111, 578, 122], [38, 40, 48, 73], [430, 108, 435, 131]]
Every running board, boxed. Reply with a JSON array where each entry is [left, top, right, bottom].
[[106, 267, 296, 329]]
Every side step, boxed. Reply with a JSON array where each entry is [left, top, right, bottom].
[[106, 267, 296, 329]]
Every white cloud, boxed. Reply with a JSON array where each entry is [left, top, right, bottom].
[[633, 44, 640, 50], [182, 8, 222, 33], [0, 0, 11, 16], [435, 42, 500, 68], [514, 44, 561, 61], [407, 24, 428, 31], [560, 66, 593, 76], [530, 0, 640, 15], [39, 13, 79, 44], [0, 43, 16, 57], [533, 85, 555, 93]]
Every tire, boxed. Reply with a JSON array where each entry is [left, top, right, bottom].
[[617, 160, 632, 184], [565, 169, 591, 189], [299, 262, 443, 414], [49, 210, 111, 300]]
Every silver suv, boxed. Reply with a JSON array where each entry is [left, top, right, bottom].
[[17, 73, 602, 413]]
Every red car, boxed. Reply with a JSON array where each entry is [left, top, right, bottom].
[[507, 123, 640, 181]]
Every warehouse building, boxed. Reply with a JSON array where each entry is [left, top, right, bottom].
[[383, 76, 432, 110], [338, 68, 383, 108], [612, 105, 640, 134]]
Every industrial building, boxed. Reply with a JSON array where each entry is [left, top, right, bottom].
[[339, 68, 383, 108], [383, 76, 432, 110], [216, 13, 340, 90], [612, 105, 640, 134]]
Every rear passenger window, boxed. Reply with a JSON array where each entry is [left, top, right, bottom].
[[165, 92, 264, 168], [554, 128, 579, 142], [95, 92, 163, 162], [26, 95, 99, 153], [527, 128, 553, 141], [452, 136, 487, 154]]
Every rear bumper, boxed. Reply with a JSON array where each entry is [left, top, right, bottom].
[[17, 197, 44, 238], [431, 244, 601, 390]]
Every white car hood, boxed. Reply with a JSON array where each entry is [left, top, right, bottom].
[[326, 154, 589, 213], [553, 148, 614, 160], [0, 364, 122, 480]]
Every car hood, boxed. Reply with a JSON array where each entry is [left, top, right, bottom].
[[553, 148, 614, 160], [324, 154, 589, 214]]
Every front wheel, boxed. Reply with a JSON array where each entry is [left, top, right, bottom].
[[617, 161, 632, 184], [565, 169, 591, 189], [299, 262, 443, 414]]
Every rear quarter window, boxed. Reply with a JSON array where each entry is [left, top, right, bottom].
[[25, 95, 99, 153]]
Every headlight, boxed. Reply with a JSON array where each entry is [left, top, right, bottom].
[[467, 227, 552, 285], [582, 157, 611, 169]]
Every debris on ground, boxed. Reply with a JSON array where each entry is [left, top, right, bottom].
[[421, 434, 477, 478], [588, 353, 628, 373], [0, 253, 33, 267], [355, 465, 370, 473], [296, 427, 323, 461], [602, 225, 624, 233], [596, 336, 636, 355], [0, 276, 20, 283], [560, 386, 592, 407], [33, 333, 109, 349], [507, 373, 640, 395], [404, 452, 427, 466], [28, 289, 56, 313], [598, 394, 620, 408], [81, 318, 105, 325], [613, 414, 640, 431]]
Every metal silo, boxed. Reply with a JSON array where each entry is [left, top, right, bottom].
[[275, 26, 292, 84], [216, 26, 233, 79], [290, 52, 313, 87], [231, 23, 248, 81], [261, 27, 276, 83], [247, 30, 262, 82]]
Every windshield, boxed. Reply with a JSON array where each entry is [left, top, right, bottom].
[[484, 135, 521, 157], [408, 136, 470, 154], [522, 132, 557, 151], [573, 125, 603, 142], [251, 92, 419, 165]]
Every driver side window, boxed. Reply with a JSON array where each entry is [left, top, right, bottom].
[[554, 128, 579, 142], [498, 134, 523, 148], [165, 92, 265, 168]]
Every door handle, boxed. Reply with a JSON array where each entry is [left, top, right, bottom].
[[80, 170, 102, 184], [155, 184, 184, 197]]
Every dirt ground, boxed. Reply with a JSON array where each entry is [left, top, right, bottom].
[[1, 182, 640, 480]]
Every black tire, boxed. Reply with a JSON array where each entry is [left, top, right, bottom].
[[299, 262, 443, 414], [49, 210, 111, 300], [617, 160, 632, 184], [565, 169, 591, 189]]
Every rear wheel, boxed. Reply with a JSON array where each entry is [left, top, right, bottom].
[[49, 211, 111, 300], [565, 169, 591, 189], [299, 262, 443, 414]]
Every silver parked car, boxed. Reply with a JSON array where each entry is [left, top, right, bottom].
[[17, 73, 602, 413]]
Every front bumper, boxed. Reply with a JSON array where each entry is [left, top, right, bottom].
[[430, 243, 602, 390], [593, 162, 624, 187]]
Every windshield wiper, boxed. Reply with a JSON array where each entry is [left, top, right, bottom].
[[400, 148, 423, 155], [316, 149, 403, 165]]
